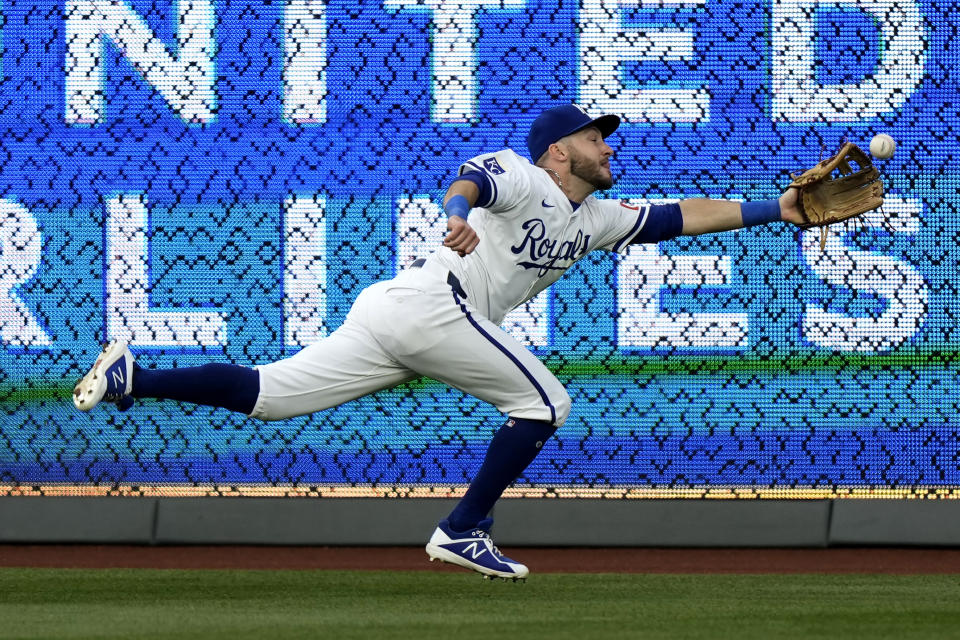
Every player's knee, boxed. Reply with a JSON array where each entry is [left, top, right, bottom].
[[246, 390, 289, 422], [249, 400, 295, 422]]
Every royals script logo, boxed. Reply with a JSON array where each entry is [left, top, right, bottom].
[[511, 218, 591, 276]]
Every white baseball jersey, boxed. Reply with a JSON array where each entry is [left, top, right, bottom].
[[432, 149, 650, 324], [253, 148, 654, 426]]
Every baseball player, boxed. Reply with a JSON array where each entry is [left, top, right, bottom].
[[74, 104, 807, 580]]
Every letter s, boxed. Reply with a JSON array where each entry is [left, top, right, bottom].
[[802, 198, 927, 352]]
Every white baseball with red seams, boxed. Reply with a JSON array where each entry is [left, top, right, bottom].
[[252, 149, 651, 425]]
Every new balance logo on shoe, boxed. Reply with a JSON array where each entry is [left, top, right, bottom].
[[462, 541, 487, 560]]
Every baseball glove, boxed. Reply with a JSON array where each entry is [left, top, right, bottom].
[[790, 142, 884, 230]]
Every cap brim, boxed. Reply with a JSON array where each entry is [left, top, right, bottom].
[[572, 114, 621, 139]]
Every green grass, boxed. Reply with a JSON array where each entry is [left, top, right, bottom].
[[2, 568, 960, 639]]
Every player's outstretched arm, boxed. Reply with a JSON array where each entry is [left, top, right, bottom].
[[443, 180, 481, 256], [679, 198, 745, 235], [679, 189, 803, 236]]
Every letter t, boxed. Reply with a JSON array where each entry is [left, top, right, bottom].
[[384, 0, 524, 123]]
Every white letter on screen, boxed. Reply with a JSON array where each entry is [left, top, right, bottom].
[[0, 200, 51, 347], [106, 193, 226, 347], [802, 197, 928, 351], [384, 0, 525, 123], [772, 0, 926, 121], [618, 244, 748, 349], [65, 0, 216, 125], [284, 0, 328, 124], [579, 0, 709, 123], [284, 194, 328, 346]]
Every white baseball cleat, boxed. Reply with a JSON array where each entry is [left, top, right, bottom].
[[426, 518, 529, 580], [73, 340, 135, 412]]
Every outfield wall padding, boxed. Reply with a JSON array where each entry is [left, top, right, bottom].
[[829, 500, 960, 546], [2, 497, 959, 547], [493, 499, 831, 547], [0, 497, 156, 544], [153, 498, 457, 546]]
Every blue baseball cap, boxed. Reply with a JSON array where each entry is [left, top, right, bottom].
[[526, 104, 621, 162]]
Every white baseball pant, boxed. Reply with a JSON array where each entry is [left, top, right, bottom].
[[251, 260, 571, 425]]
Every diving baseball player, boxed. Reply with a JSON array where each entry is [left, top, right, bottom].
[[74, 104, 807, 580]]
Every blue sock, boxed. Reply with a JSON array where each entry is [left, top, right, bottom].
[[447, 417, 557, 532], [132, 363, 260, 415]]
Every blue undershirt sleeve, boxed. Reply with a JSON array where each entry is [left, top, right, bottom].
[[452, 171, 493, 208], [629, 203, 684, 244]]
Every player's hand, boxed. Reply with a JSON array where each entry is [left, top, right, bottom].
[[444, 216, 480, 257], [778, 187, 804, 226]]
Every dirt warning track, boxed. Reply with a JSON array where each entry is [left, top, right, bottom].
[[2, 545, 960, 574]]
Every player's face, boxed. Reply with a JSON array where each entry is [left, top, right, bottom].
[[566, 127, 614, 190]]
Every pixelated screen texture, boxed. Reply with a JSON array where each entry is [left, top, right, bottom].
[[1, 0, 958, 498]]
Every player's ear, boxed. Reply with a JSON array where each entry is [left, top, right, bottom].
[[548, 141, 569, 162]]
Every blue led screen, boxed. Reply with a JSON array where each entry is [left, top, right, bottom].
[[1, 0, 958, 497]]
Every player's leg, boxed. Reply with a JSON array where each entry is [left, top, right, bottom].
[[424, 330, 567, 546], [424, 415, 556, 580], [132, 359, 259, 413], [74, 283, 418, 418], [251, 318, 418, 420], [367, 278, 568, 578], [418, 323, 565, 579], [397, 300, 569, 528], [74, 328, 414, 418]]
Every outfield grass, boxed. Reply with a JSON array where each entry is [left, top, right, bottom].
[[1, 568, 959, 639]]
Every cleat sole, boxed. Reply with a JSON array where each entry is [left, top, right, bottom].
[[72, 340, 134, 411]]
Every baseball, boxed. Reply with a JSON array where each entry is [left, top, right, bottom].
[[870, 133, 896, 159]]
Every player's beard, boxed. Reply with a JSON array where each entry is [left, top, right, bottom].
[[569, 149, 614, 190]]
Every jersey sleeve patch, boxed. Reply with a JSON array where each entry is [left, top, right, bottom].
[[482, 157, 506, 175], [458, 149, 528, 213]]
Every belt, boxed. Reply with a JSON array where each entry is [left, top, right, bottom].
[[409, 258, 468, 299]]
